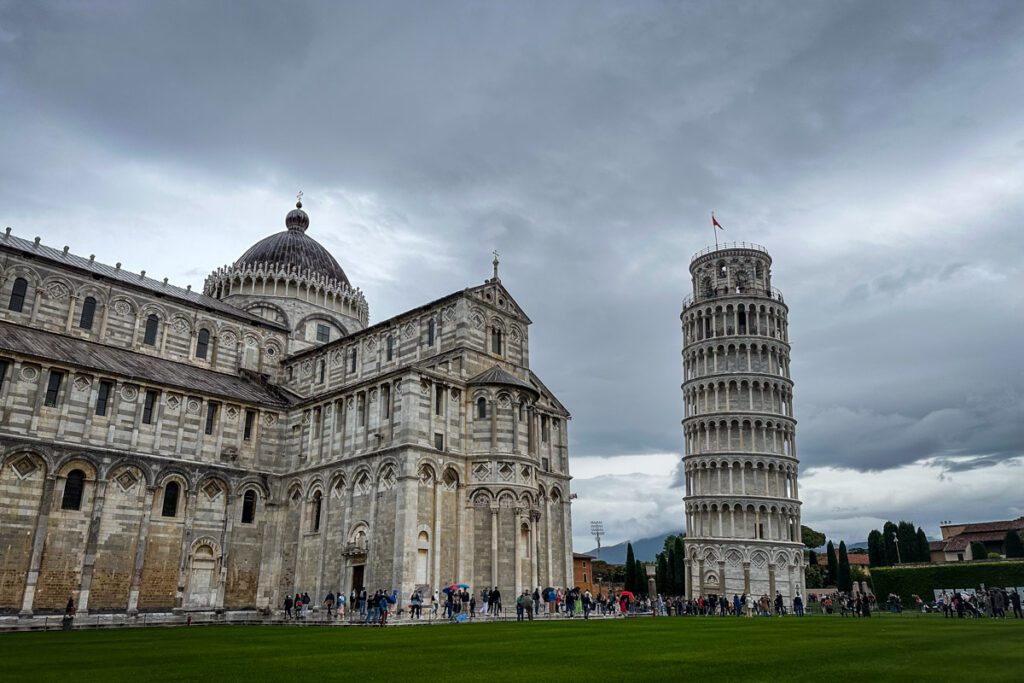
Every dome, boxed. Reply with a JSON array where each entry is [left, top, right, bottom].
[[234, 201, 350, 286]]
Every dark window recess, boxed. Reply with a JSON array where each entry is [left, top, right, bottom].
[[312, 493, 322, 531], [8, 277, 27, 312], [95, 380, 113, 416], [205, 402, 218, 435], [542, 457, 550, 471], [142, 390, 158, 424], [316, 324, 330, 343], [427, 319, 436, 346], [79, 296, 97, 330], [386, 335, 394, 361], [349, 349, 357, 372], [44, 370, 64, 407], [318, 359, 326, 383], [542, 415, 550, 442], [358, 397, 366, 426], [61, 469, 85, 510], [435, 386, 444, 416], [243, 410, 256, 440], [143, 314, 159, 346], [434, 432, 444, 451], [477, 397, 487, 419], [161, 481, 180, 517], [241, 490, 256, 524], [491, 327, 502, 354], [381, 385, 391, 419], [195, 328, 210, 359], [0, 359, 9, 393]]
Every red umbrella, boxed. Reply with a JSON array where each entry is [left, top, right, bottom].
[[619, 591, 635, 599]]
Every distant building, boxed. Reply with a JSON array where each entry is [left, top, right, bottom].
[[815, 553, 871, 571], [573, 553, 595, 593], [930, 517, 1024, 563]]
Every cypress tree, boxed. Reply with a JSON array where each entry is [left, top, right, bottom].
[[673, 536, 686, 595], [1004, 531, 1024, 558], [882, 521, 899, 565], [666, 547, 676, 593], [625, 543, 637, 593], [916, 527, 930, 563], [635, 559, 646, 595], [808, 549, 818, 569], [837, 541, 852, 592], [897, 521, 918, 563], [867, 529, 883, 567], [656, 553, 668, 594], [969, 541, 989, 561], [826, 540, 838, 586]]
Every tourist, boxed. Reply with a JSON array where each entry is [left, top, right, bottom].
[[337, 592, 346, 619], [523, 590, 534, 621], [516, 593, 525, 621], [793, 593, 804, 616], [1010, 590, 1022, 619], [469, 593, 476, 617], [284, 594, 293, 619], [774, 592, 785, 617], [479, 587, 489, 616], [431, 589, 439, 617], [491, 586, 502, 616], [744, 593, 754, 617], [294, 593, 303, 620], [583, 590, 593, 619], [359, 588, 367, 616], [324, 591, 335, 619]]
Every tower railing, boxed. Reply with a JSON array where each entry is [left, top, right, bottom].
[[682, 286, 785, 310], [690, 242, 769, 263]]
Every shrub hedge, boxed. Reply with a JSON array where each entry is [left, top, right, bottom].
[[871, 561, 1024, 603]]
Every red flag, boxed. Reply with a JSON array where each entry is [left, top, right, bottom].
[[712, 213, 724, 230]]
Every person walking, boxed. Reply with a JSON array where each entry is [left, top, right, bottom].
[[516, 593, 525, 622], [432, 589, 440, 617], [744, 593, 754, 617], [324, 592, 336, 620], [793, 593, 804, 616], [523, 590, 534, 621], [284, 594, 293, 619]]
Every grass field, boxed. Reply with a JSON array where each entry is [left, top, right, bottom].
[[1, 615, 1020, 682]]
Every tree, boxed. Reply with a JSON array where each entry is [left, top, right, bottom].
[[969, 541, 989, 562], [635, 560, 647, 596], [655, 553, 668, 594], [837, 541, 852, 592], [916, 527, 931, 563], [867, 530, 883, 567], [673, 536, 686, 595], [808, 550, 819, 569], [897, 521, 918, 563], [801, 525, 826, 549], [826, 540, 838, 586], [625, 543, 637, 593], [666, 547, 676, 593], [805, 564, 825, 589], [882, 521, 899, 565], [663, 534, 680, 555], [1004, 531, 1024, 558]]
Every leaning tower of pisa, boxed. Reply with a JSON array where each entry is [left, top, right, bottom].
[[680, 242, 804, 605]]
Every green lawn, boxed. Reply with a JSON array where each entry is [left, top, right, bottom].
[[1, 616, 1020, 682]]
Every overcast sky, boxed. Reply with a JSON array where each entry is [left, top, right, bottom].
[[2, 1, 1021, 550]]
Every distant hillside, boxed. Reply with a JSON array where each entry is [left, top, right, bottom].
[[582, 532, 683, 564]]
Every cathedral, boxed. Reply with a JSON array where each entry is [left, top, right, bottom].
[[0, 200, 573, 617]]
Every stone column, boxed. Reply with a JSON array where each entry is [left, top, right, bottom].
[[19, 474, 56, 617], [76, 478, 109, 615], [743, 562, 751, 595], [216, 492, 237, 610], [173, 488, 199, 611], [127, 486, 156, 614], [490, 505, 499, 588]]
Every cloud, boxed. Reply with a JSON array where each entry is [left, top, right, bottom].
[[1, 1, 1022, 548]]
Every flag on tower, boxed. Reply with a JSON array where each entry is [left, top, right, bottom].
[[712, 213, 724, 230]]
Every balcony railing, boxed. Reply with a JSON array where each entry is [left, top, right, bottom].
[[690, 242, 769, 263], [682, 286, 785, 309]]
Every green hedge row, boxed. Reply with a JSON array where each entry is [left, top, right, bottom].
[[871, 561, 1024, 603]]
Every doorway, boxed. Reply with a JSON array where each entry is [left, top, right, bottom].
[[350, 564, 365, 593]]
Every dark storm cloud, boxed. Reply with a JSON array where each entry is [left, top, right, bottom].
[[1, 1, 1023, 542]]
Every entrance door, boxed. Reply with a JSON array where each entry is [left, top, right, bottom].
[[186, 545, 217, 608], [350, 565, 365, 593]]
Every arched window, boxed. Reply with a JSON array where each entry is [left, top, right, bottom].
[[476, 397, 487, 419], [311, 491, 322, 532], [79, 296, 97, 330], [143, 314, 159, 346], [427, 319, 436, 346], [161, 481, 180, 517], [349, 348, 357, 372], [8, 277, 27, 312], [241, 489, 257, 524], [386, 335, 394, 361], [61, 469, 85, 510], [195, 328, 210, 359], [491, 327, 502, 355]]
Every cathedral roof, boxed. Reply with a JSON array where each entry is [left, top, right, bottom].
[[467, 365, 538, 394], [0, 320, 293, 408], [233, 201, 350, 287]]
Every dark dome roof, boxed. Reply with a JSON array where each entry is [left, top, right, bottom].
[[234, 201, 350, 286]]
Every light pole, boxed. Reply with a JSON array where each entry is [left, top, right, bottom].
[[590, 521, 604, 558], [892, 532, 902, 564]]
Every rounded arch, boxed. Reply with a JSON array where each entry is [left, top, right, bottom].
[[55, 454, 100, 480]]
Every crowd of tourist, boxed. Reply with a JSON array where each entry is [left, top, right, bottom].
[[280, 584, 1023, 625]]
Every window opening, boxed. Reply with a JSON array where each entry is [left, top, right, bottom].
[[476, 397, 487, 419], [44, 370, 64, 407], [142, 390, 158, 424], [195, 328, 210, 359], [161, 481, 180, 517], [61, 469, 85, 510], [316, 324, 330, 343], [205, 402, 218, 435], [79, 296, 97, 330], [8, 277, 27, 312], [143, 314, 159, 346], [241, 490, 256, 524], [95, 380, 113, 416], [243, 410, 255, 440]]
